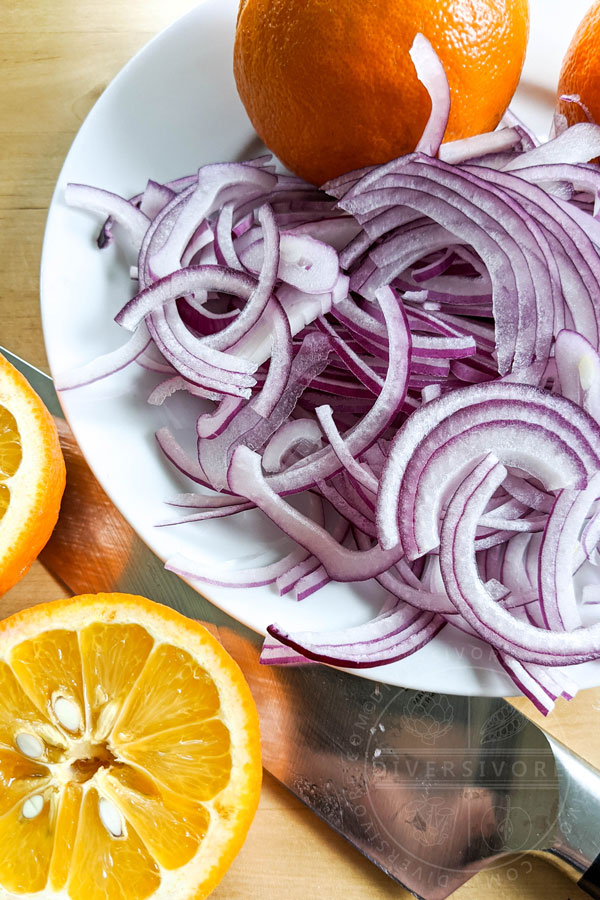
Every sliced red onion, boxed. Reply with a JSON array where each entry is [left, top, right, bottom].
[[229, 444, 403, 582], [340, 159, 552, 373], [215, 201, 243, 270], [166, 491, 247, 509], [139, 179, 177, 219], [438, 127, 523, 166], [267, 604, 443, 668], [146, 313, 254, 399], [293, 565, 331, 601], [54, 324, 151, 391], [409, 33, 451, 158], [157, 501, 253, 526], [165, 491, 325, 588], [147, 376, 221, 406], [501, 108, 540, 149], [230, 284, 338, 369], [314, 405, 378, 494], [156, 300, 258, 374], [196, 395, 245, 439], [316, 478, 376, 538], [247, 298, 293, 418], [274, 517, 349, 599], [352, 532, 454, 614], [495, 655, 555, 715], [149, 163, 277, 278], [167, 545, 310, 589], [266, 286, 411, 495], [155, 427, 209, 487], [440, 454, 600, 664], [65, 183, 150, 250], [239, 232, 340, 294], [259, 639, 315, 666], [502, 123, 600, 171], [538, 473, 600, 632], [262, 419, 323, 474], [479, 514, 546, 534], [204, 204, 280, 351], [555, 329, 600, 421], [115, 265, 257, 331], [61, 45, 600, 702], [377, 382, 600, 556], [198, 332, 331, 492], [377, 382, 600, 558], [581, 511, 600, 564]]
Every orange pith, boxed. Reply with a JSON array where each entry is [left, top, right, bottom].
[[557, 1, 600, 127], [233, 0, 530, 186], [0, 354, 65, 596], [0, 593, 262, 899]]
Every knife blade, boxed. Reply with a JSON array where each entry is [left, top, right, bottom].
[[7, 345, 600, 900]]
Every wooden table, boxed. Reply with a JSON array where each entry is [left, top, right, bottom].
[[1, 1, 599, 896]]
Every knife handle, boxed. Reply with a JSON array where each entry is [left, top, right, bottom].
[[544, 734, 600, 897], [580, 857, 600, 900]]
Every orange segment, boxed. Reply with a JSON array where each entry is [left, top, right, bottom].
[[0, 748, 50, 816], [112, 643, 220, 743], [0, 659, 64, 753], [0, 593, 262, 899], [49, 784, 83, 891], [0, 404, 23, 479], [118, 719, 232, 801], [0, 787, 58, 893], [10, 629, 86, 736], [68, 787, 160, 900], [0, 404, 22, 522], [99, 766, 210, 870], [79, 622, 154, 739], [0, 482, 10, 518], [0, 353, 65, 595]]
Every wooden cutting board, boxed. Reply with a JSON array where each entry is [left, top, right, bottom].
[[1, 0, 598, 896]]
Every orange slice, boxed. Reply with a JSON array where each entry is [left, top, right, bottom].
[[0, 593, 262, 899], [0, 353, 65, 596]]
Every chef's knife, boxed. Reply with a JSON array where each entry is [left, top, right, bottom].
[[7, 345, 600, 900]]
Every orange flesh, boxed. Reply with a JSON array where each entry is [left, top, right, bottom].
[[0, 404, 22, 519], [0, 623, 232, 897]]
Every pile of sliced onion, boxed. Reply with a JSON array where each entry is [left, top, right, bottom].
[[60, 34, 600, 713]]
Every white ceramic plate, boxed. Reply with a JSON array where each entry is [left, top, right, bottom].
[[41, 0, 600, 696]]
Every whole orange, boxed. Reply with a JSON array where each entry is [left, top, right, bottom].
[[234, 0, 530, 186], [557, 1, 600, 126]]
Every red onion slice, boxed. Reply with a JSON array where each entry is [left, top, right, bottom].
[[440, 455, 600, 664], [54, 324, 151, 391], [66, 183, 150, 250], [239, 232, 340, 294], [229, 445, 404, 582], [409, 33, 451, 158]]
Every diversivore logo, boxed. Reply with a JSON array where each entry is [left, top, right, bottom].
[[316, 684, 563, 897]]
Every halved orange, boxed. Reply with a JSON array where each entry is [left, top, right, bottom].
[[0, 353, 65, 596], [0, 593, 262, 898]]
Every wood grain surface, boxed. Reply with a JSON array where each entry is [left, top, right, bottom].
[[1, 1, 598, 896]]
